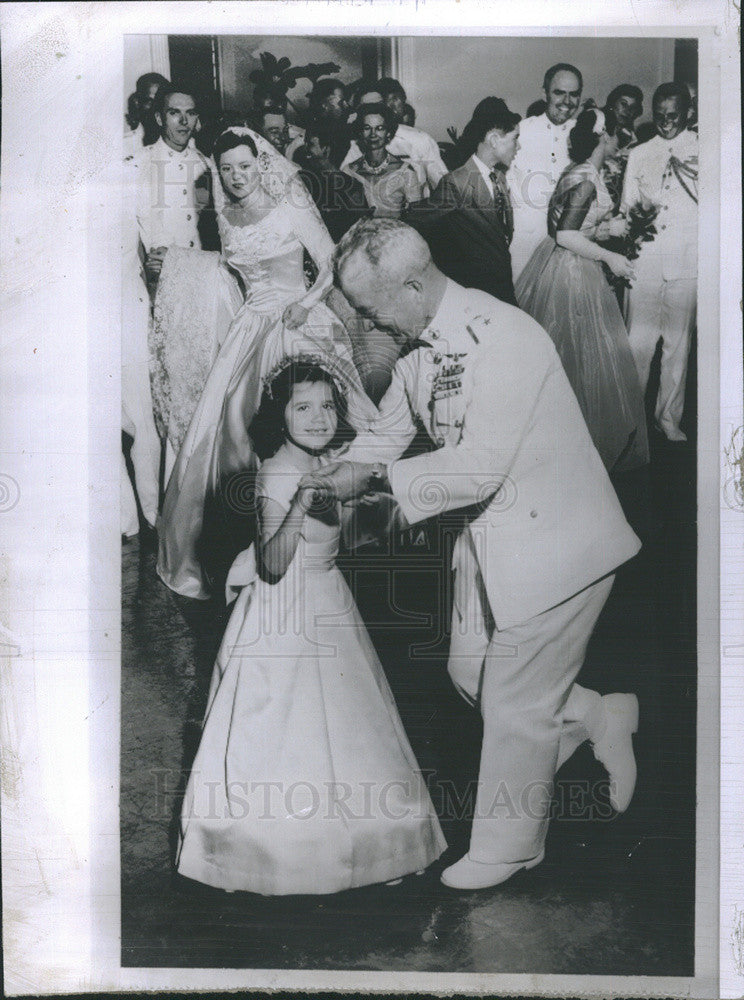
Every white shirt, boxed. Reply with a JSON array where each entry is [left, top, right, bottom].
[[621, 129, 698, 280], [472, 154, 496, 197], [507, 113, 574, 264], [134, 136, 210, 251], [123, 122, 144, 163], [342, 123, 448, 192]]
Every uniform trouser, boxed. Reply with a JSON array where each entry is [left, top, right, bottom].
[[121, 450, 140, 537], [122, 359, 161, 530], [625, 256, 697, 440], [448, 535, 614, 863], [122, 260, 161, 532]]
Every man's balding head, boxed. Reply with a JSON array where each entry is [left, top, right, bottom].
[[333, 219, 445, 339]]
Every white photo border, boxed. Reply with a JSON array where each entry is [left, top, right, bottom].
[[0, 1, 740, 996]]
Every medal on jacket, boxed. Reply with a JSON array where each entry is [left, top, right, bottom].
[[429, 352, 467, 445]]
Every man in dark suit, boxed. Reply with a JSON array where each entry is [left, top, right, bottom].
[[407, 97, 521, 306]]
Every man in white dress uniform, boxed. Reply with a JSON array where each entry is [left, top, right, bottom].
[[133, 83, 211, 481], [621, 83, 698, 442], [134, 83, 210, 287], [317, 218, 641, 889], [507, 63, 582, 279]]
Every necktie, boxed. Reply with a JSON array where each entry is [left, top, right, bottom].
[[489, 169, 514, 242]]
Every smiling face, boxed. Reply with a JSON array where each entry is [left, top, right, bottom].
[[612, 93, 642, 128], [218, 144, 261, 201], [284, 380, 338, 452], [156, 92, 199, 151], [653, 96, 687, 140], [359, 113, 391, 156], [544, 70, 582, 126]]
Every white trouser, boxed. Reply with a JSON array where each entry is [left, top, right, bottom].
[[448, 534, 614, 863], [625, 254, 697, 440], [121, 450, 140, 537], [122, 261, 161, 528], [122, 368, 161, 528]]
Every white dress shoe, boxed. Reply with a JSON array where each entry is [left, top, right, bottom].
[[591, 692, 639, 812], [440, 848, 545, 890]]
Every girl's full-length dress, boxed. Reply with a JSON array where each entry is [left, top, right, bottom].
[[176, 451, 447, 895], [515, 161, 648, 472]]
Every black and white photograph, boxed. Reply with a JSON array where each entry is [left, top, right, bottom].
[[0, 2, 741, 996], [122, 26, 701, 973]]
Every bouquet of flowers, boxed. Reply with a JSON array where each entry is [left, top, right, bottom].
[[602, 199, 659, 291]]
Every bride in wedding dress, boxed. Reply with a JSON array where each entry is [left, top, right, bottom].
[[155, 126, 377, 599]]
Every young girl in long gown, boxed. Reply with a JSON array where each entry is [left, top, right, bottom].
[[175, 359, 447, 895], [515, 108, 649, 473]]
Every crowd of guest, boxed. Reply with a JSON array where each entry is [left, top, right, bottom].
[[123, 62, 698, 540]]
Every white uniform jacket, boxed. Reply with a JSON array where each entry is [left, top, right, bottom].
[[621, 129, 698, 281], [347, 280, 641, 630], [134, 137, 210, 251], [507, 113, 573, 274]]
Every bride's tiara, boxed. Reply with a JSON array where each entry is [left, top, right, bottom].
[[262, 353, 349, 399]]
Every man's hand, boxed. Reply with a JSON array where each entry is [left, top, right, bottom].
[[314, 461, 379, 503], [144, 246, 168, 284]]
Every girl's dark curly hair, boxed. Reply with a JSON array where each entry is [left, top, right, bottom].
[[248, 361, 356, 461]]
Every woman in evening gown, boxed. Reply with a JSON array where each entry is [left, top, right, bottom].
[[515, 108, 648, 473], [156, 126, 377, 599]]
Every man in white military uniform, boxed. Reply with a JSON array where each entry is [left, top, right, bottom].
[[622, 83, 698, 442], [507, 63, 582, 279], [316, 219, 641, 889], [133, 83, 211, 481], [134, 83, 210, 287]]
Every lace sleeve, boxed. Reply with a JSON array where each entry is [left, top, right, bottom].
[[286, 175, 336, 310]]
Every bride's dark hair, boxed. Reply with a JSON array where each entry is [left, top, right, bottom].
[[212, 129, 258, 167], [249, 361, 356, 460]]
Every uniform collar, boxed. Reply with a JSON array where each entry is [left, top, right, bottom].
[[154, 136, 198, 158], [421, 279, 472, 352], [652, 128, 694, 155], [541, 112, 573, 134]]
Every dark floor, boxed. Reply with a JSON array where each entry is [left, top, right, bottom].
[[121, 367, 697, 974]]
